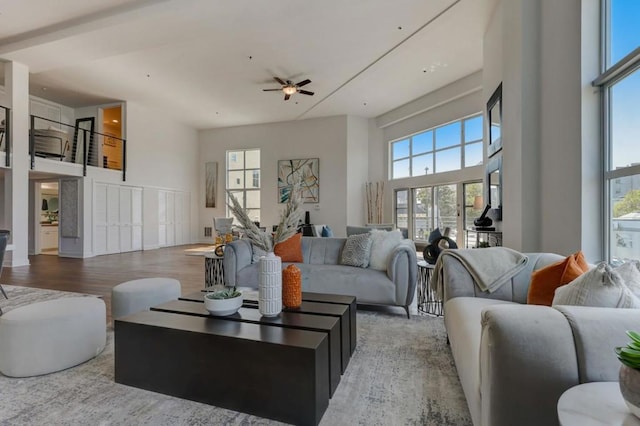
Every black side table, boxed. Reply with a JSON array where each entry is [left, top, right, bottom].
[[417, 260, 442, 316]]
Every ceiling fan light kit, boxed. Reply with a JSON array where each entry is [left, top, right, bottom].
[[263, 77, 315, 101]]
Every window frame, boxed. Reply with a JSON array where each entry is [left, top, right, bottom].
[[225, 148, 261, 222], [595, 0, 640, 262], [389, 113, 483, 180]]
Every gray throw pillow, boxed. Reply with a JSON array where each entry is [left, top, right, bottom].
[[552, 262, 640, 308], [340, 233, 373, 268]]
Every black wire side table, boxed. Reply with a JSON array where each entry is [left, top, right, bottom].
[[417, 260, 443, 316], [204, 252, 225, 289]]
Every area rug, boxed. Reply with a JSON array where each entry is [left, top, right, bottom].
[[0, 288, 471, 426], [0, 284, 98, 315]]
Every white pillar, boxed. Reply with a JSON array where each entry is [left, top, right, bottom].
[[4, 61, 30, 267]]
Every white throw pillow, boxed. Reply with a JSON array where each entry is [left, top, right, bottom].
[[615, 260, 640, 298], [552, 262, 640, 308], [368, 229, 403, 271]]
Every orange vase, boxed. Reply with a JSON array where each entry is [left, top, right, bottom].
[[282, 264, 302, 309]]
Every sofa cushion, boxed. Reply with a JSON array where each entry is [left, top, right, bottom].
[[368, 229, 403, 271], [340, 233, 372, 268], [296, 263, 396, 304], [527, 251, 588, 306], [553, 262, 640, 308], [274, 233, 303, 262], [444, 297, 517, 426]]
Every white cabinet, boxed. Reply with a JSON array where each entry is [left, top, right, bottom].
[[158, 189, 189, 248], [40, 226, 58, 250], [93, 182, 143, 255]]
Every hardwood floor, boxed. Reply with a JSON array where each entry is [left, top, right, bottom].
[[1, 245, 209, 321]]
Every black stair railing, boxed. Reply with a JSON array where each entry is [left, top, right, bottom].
[[30, 115, 127, 181]]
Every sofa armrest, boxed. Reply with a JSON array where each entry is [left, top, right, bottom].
[[480, 304, 579, 426], [553, 305, 640, 383], [386, 242, 417, 306], [223, 239, 253, 287]]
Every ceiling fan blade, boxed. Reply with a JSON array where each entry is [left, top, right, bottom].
[[296, 79, 311, 87], [274, 77, 286, 85], [284, 94, 291, 101], [262, 88, 282, 91], [298, 90, 314, 96]]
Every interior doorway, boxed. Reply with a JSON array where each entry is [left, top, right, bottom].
[[39, 181, 59, 255], [100, 105, 123, 170]]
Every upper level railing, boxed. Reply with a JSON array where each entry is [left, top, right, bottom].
[[30, 115, 127, 181], [0, 106, 11, 167]]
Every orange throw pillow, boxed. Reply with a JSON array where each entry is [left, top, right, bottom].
[[274, 233, 303, 263], [527, 251, 589, 306]]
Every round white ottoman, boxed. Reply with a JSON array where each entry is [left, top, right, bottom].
[[111, 277, 181, 319], [0, 297, 106, 378]]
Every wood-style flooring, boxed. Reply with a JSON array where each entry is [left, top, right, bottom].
[[1, 245, 208, 321]]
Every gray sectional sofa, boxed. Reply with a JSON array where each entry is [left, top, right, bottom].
[[441, 252, 640, 426], [223, 236, 417, 317]]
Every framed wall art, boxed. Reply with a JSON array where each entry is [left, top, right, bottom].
[[278, 158, 319, 203]]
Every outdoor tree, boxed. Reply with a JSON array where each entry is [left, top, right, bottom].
[[613, 189, 640, 218]]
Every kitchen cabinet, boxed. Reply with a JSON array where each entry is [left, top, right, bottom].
[[40, 225, 58, 250]]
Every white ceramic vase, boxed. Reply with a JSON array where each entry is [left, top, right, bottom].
[[259, 252, 282, 317]]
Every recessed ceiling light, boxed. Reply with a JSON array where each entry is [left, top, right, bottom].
[[397, 26, 403, 30]]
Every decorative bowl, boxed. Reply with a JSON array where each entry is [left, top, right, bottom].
[[204, 292, 243, 316], [620, 364, 640, 418]]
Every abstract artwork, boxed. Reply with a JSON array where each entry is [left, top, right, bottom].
[[278, 158, 319, 203], [205, 162, 218, 208]]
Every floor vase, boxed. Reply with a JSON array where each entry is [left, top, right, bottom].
[[259, 252, 282, 317]]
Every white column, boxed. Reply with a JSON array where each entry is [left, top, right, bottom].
[[4, 61, 30, 267]]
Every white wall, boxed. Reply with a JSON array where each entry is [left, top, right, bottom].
[[346, 116, 369, 225], [485, 0, 602, 259], [198, 116, 350, 238]]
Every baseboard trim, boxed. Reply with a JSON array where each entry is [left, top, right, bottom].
[[144, 244, 160, 250]]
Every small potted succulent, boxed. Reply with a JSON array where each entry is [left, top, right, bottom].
[[204, 287, 243, 316], [615, 330, 640, 418]]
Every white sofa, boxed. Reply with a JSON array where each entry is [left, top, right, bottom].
[[441, 252, 640, 426]]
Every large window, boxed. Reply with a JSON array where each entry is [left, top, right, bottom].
[[598, 0, 640, 262], [226, 149, 261, 222], [390, 114, 483, 179], [394, 184, 457, 242]]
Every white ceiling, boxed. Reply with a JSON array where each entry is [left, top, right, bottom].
[[0, 0, 491, 129]]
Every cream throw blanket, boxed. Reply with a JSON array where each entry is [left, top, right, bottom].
[[431, 247, 529, 298]]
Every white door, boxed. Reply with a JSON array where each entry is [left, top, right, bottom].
[[166, 191, 175, 246], [131, 188, 143, 251], [106, 184, 120, 254], [182, 192, 191, 244], [158, 190, 167, 247], [119, 187, 133, 252], [174, 192, 184, 245], [93, 183, 108, 255]]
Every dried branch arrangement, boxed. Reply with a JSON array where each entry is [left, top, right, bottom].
[[366, 181, 384, 224], [227, 179, 303, 252]]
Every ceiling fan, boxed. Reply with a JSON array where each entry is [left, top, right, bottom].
[[262, 77, 314, 101]]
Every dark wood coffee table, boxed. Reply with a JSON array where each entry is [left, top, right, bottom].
[[114, 291, 356, 426]]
